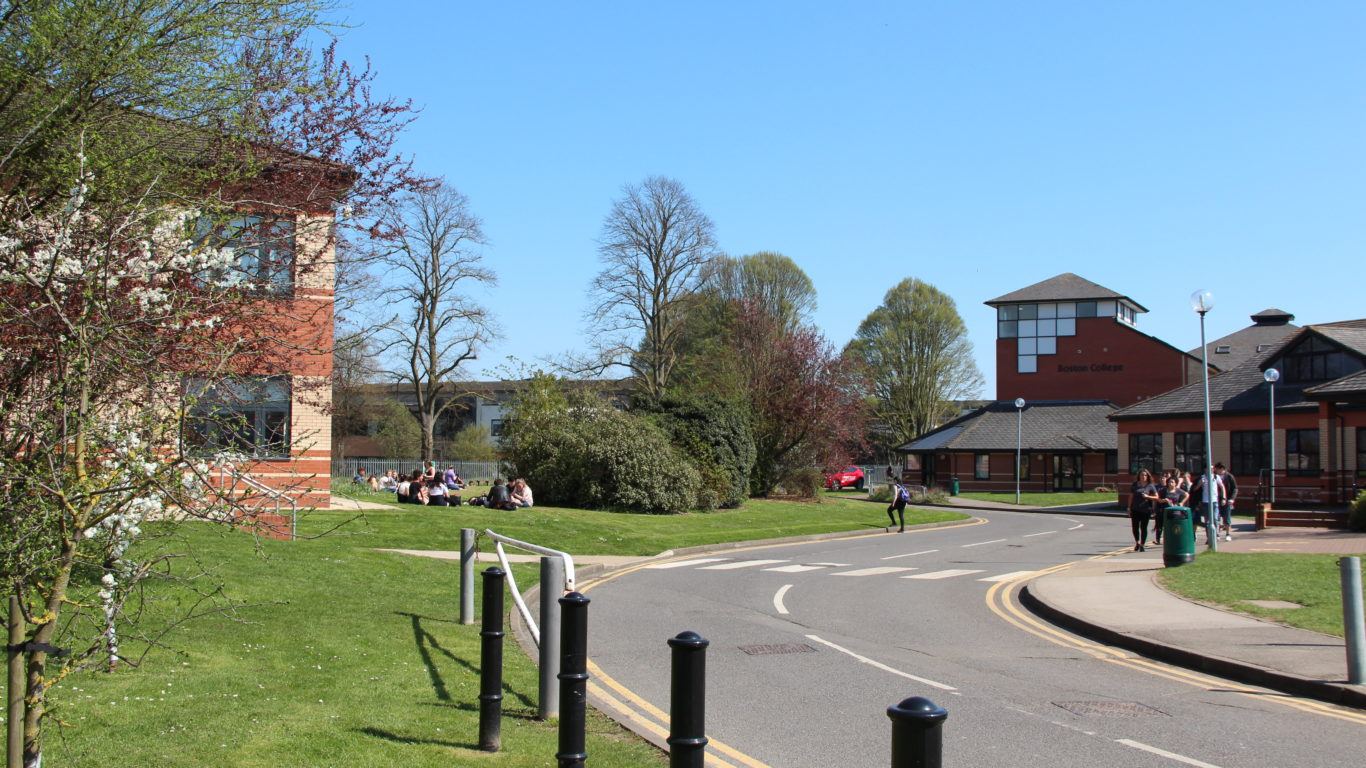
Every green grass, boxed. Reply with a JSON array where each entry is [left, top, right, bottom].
[[38, 496, 968, 766], [1159, 553, 1365, 637], [956, 491, 1119, 508]]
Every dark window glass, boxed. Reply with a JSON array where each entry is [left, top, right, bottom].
[[1280, 335, 1365, 384], [1018, 453, 1031, 481], [1105, 452, 1118, 474], [999, 305, 1019, 320], [1285, 429, 1319, 476], [1076, 301, 1098, 318], [490, 419, 505, 437], [1018, 304, 1038, 320], [185, 377, 291, 458], [1128, 433, 1162, 474], [974, 453, 990, 480], [1358, 428, 1365, 478], [1174, 432, 1206, 475], [998, 320, 1017, 338], [195, 214, 295, 295], [1231, 431, 1271, 480]]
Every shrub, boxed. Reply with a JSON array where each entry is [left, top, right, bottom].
[[1093, 486, 1113, 494], [777, 467, 825, 499], [910, 488, 949, 505], [1350, 490, 1366, 532], [648, 396, 756, 509], [867, 485, 893, 503]]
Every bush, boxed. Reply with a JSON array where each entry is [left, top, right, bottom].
[[647, 396, 755, 510], [1093, 486, 1113, 494], [868, 485, 893, 503], [911, 488, 949, 505], [1350, 490, 1366, 532], [777, 467, 825, 499]]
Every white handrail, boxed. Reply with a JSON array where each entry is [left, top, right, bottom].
[[484, 529, 577, 647], [220, 463, 298, 541]]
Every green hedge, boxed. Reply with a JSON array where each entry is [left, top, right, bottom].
[[647, 396, 755, 510]]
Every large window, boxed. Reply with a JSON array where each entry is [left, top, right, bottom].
[[1231, 431, 1271, 479], [1359, 428, 1366, 479], [196, 214, 295, 294], [974, 453, 990, 480], [1173, 432, 1206, 475], [1018, 453, 1031, 481], [1285, 429, 1319, 476], [998, 302, 1076, 371], [1280, 335, 1364, 384], [186, 377, 291, 458], [1128, 433, 1162, 474]]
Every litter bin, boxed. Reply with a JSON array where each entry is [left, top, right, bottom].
[[950, 477, 960, 496], [1162, 506, 1195, 567]]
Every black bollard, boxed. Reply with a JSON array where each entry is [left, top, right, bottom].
[[478, 567, 506, 752], [667, 631, 710, 768], [887, 696, 947, 768], [557, 591, 591, 768]]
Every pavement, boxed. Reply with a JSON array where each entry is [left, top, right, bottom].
[[941, 495, 1125, 516], [1024, 523, 1366, 709]]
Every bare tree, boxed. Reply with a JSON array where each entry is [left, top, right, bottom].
[[587, 176, 719, 403], [373, 183, 497, 459]]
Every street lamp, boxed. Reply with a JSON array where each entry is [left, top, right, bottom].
[[1014, 398, 1026, 505], [1191, 290, 1218, 552], [1265, 368, 1280, 506]]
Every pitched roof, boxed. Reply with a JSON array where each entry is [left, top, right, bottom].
[[985, 273, 1147, 311], [1304, 369, 1366, 398], [1189, 309, 1299, 372], [897, 400, 1117, 453]]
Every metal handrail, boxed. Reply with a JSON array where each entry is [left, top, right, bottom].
[[219, 463, 298, 541], [483, 528, 576, 645]]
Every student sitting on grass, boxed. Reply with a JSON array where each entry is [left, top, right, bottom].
[[426, 477, 450, 506], [509, 478, 534, 508], [486, 478, 518, 511]]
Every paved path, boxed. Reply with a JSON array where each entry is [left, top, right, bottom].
[[582, 511, 1366, 768]]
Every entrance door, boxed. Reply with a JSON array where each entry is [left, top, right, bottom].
[[921, 454, 937, 488], [1052, 454, 1082, 491]]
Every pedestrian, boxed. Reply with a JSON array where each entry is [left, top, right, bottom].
[[1156, 474, 1189, 547], [1128, 468, 1160, 551], [886, 480, 909, 532], [1214, 462, 1237, 541], [487, 477, 517, 511], [1189, 466, 1225, 544]]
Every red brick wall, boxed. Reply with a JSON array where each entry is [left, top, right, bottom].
[[996, 317, 1197, 406]]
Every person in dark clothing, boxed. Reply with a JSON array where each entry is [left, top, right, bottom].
[[1214, 462, 1237, 541], [487, 478, 517, 511], [1129, 469, 1160, 551], [1156, 475, 1189, 545], [886, 481, 909, 532]]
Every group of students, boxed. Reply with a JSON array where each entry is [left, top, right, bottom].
[[1128, 463, 1238, 551], [351, 463, 534, 510]]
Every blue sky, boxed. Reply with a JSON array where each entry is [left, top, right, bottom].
[[332, 1, 1365, 390]]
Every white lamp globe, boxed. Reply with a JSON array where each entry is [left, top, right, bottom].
[[1264, 368, 1280, 384], [1014, 398, 1026, 409], [1190, 289, 1215, 313]]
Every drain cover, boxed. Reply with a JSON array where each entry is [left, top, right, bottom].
[[1053, 701, 1167, 717], [738, 643, 816, 656]]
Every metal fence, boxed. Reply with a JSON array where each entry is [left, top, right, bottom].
[[332, 458, 508, 482]]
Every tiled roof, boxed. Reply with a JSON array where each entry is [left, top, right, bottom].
[[985, 273, 1146, 311], [1304, 369, 1366, 397], [1189, 320, 1299, 373], [897, 400, 1117, 453], [1251, 308, 1295, 322]]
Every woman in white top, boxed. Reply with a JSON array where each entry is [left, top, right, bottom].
[[510, 478, 534, 508]]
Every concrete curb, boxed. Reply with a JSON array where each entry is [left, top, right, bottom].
[[1020, 583, 1366, 710]]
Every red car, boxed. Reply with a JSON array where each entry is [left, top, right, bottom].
[[826, 466, 865, 491]]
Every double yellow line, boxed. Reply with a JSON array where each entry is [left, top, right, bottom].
[[984, 551, 1366, 727]]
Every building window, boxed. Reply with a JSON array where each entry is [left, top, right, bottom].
[[1128, 433, 1162, 474], [1173, 432, 1206, 475], [1285, 429, 1319, 476], [1231, 431, 1271, 480], [185, 376, 291, 458], [974, 453, 990, 480], [1018, 355, 1037, 373], [1105, 452, 1119, 474], [998, 320, 1018, 338], [906, 454, 921, 471], [1280, 335, 1364, 384], [1358, 428, 1366, 478], [1056, 318, 1076, 336], [490, 419, 505, 437], [1076, 301, 1097, 318], [196, 214, 295, 295], [1018, 453, 1031, 481]]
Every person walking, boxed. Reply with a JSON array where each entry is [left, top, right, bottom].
[[886, 480, 909, 532], [1190, 466, 1225, 544], [1214, 462, 1237, 541], [1129, 469, 1160, 551]]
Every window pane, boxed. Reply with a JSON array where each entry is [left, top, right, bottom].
[[1037, 303, 1056, 319], [1128, 433, 1163, 474], [1019, 337, 1037, 354], [998, 320, 1017, 338], [975, 454, 990, 480], [1018, 304, 1037, 320], [1037, 336, 1057, 355], [1019, 320, 1037, 336], [1077, 301, 1097, 318], [1018, 453, 1031, 480], [1000, 305, 1019, 320], [185, 375, 291, 457], [1056, 318, 1076, 336], [1057, 302, 1076, 318], [1018, 355, 1037, 373], [1097, 300, 1115, 317], [1037, 319, 1056, 336]]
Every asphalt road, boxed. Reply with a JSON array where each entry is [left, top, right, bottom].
[[583, 508, 1366, 768]]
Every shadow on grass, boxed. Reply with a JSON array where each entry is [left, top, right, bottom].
[[420, 701, 541, 720], [356, 726, 480, 751], [400, 611, 536, 710]]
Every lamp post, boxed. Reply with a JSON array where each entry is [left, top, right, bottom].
[[1264, 368, 1279, 506], [1192, 290, 1218, 552], [1014, 398, 1026, 505]]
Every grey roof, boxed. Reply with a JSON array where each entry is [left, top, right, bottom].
[[1304, 369, 1366, 397], [898, 400, 1117, 453], [985, 273, 1147, 311], [1189, 313, 1299, 372]]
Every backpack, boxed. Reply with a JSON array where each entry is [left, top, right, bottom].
[[896, 485, 910, 503]]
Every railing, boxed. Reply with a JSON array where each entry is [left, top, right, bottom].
[[332, 457, 507, 482], [483, 528, 576, 646], [218, 463, 299, 540], [1255, 469, 1361, 508]]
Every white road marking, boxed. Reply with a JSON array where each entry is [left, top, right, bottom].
[[646, 558, 728, 569], [766, 564, 834, 573], [805, 635, 956, 691], [881, 549, 938, 561], [699, 559, 789, 570], [1023, 531, 1056, 537], [961, 538, 1007, 548], [830, 566, 918, 577], [978, 570, 1037, 582], [773, 584, 793, 615], [808, 562, 849, 567], [1115, 739, 1223, 767], [904, 569, 985, 580], [1059, 517, 1085, 531]]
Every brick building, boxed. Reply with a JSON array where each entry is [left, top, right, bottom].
[[898, 273, 1206, 494]]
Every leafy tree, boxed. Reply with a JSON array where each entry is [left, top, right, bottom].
[[445, 423, 497, 461], [371, 398, 422, 458], [647, 396, 755, 509], [586, 176, 718, 404], [703, 251, 816, 331], [846, 278, 983, 450]]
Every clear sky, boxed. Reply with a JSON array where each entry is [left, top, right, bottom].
[[331, 1, 1365, 391]]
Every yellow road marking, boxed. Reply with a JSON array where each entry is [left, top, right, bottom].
[[984, 553, 1366, 727]]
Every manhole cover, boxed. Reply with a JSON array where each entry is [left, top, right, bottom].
[[738, 643, 816, 656], [1052, 701, 1167, 717]]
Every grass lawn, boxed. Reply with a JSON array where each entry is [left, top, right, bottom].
[[956, 491, 1119, 508], [1159, 552, 1365, 637], [38, 494, 968, 766]]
